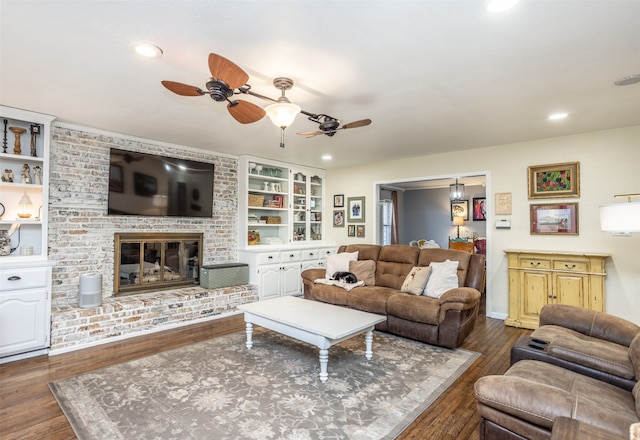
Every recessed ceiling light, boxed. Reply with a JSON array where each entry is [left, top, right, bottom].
[[548, 112, 568, 121], [486, 0, 520, 13], [132, 41, 163, 58], [322, 155, 332, 160], [614, 74, 640, 86]]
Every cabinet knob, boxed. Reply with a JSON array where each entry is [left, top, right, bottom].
[[268, 256, 273, 260], [309, 253, 314, 256], [7, 275, 21, 281], [565, 264, 576, 269], [289, 254, 294, 258], [548, 294, 554, 299]]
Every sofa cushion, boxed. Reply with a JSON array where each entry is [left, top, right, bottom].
[[311, 283, 349, 306], [375, 245, 420, 289], [341, 244, 382, 261], [386, 292, 440, 325], [326, 251, 358, 279], [631, 334, 640, 382], [530, 324, 636, 380], [418, 248, 471, 287], [424, 260, 459, 298], [349, 259, 376, 285], [474, 360, 637, 437], [401, 266, 432, 295], [346, 286, 396, 315]]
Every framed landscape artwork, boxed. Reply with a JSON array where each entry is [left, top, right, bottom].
[[530, 202, 579, 235], [528, 162, 580, 199]]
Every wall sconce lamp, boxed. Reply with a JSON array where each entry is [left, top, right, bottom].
[[453, 216, 464, 238], [449, 178, 465, 201], [599, 193, 640, 235], [17, 192, 33, 219]]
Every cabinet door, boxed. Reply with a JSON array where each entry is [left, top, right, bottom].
[[553, 272, 587, 308], [520, 270, 551, 323], [0, 288, 47, 357], [281, 263, 301, 296], [258, 265, 280, 300]]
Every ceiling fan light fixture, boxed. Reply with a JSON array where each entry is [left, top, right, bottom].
[[265, 100, 301, 129]]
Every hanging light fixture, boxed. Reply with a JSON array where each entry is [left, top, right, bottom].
[[264, 77, 301, 148], [449, 178, 465, 201]]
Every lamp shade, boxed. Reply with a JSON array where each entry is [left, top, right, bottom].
[[453, 216, 464, 226], [265, 102, 301, 128], [19, 193, 33, 206], [599, 202, 640, 232]]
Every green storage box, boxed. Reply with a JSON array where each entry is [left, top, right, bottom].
[[200, 263, 249, 289]]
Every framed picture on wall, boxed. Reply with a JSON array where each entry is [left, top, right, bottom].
[[472, 197, 486, 221], [530, 202, 579, 235], [347, 225, 356, 237], [528, 162, 580, 199], [333, 210, 345, 227], [356, 225, 365, 238], [450, 200, 469, 220], [333, 194, 344, 207], [347, 196, 365, 222]]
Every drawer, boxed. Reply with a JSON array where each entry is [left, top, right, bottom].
[[280, 250, 301, 262], [301, 249, 320, 261], [258, 252, 281, 265], [520, 259, 551, 270], [553, 261, 588, 272], [0, 267, 49, 291]]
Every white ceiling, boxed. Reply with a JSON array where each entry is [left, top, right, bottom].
[[1, 1, 639, 171]]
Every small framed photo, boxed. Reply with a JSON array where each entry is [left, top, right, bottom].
[[472, 197, 486, 221], [495, 192, 512, 215], [356, 225, 365, 238], [333, 210, 345, 227], [530, 202, 579, 235], [528, 162, 580, 199], [347, 196, 365, 222], [347, 225, 356, 237], [333, 194, 344, 207], [450, 200, 469, 221]]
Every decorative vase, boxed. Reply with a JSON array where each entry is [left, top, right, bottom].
[[9, 126, 26, 155]]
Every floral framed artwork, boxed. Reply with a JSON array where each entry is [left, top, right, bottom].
[[472, 197, 486, 221], [528, 162, 580, 199], [333, 210, 345, 227], [347, 196, 365, 222], [356, 225, 365, 238], [530, 202, 579, 235], [450, 200, 469, 221], [333, 194, 344, 207], [347, 225, 356, 237]]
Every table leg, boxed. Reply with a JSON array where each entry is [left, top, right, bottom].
[[245, 321, 253, 349], [364, 328, 374, 360], [319, 348, 329, 382]]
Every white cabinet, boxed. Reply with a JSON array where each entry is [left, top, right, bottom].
[[0, 106, 54, 261], [291, 168, 325, 243], [0, 263, 53, 361], [239, 246, 336, 300]]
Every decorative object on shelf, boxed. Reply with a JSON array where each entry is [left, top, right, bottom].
[[348, 224, 355, 237], [450, 200, 469, 220], [495, 192, 512, 215], [17, 192, 33, 218], [449, 177, 465, 201], [472, 197, 486, 221], [9, 126, 26, 155], [20, 163, 31, 184], [333, 210, 344, 227], [347, 196, 365, 222], [248, 162, 256, 173], [254, 164, 263, 175], [1, 169, 14, 182], [263, 182, 270, 191], [530, 202, 579, 235], [0, 202, 4, 219], [20, 245, 33, 256], [29, 124, 40, 157], [599, 193, 640, 234], [0, 230, 10, 256], [248, 230, 260, 245], [453, 216, 464, 238], [248, 194, 264, 207], [528, 161, 580, 199], [33, 165, 42, 185], [333, 194, 344, 207], [2, 119, 7, 154]]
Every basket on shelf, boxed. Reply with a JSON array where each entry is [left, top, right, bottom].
[[264, 200, 281, 208], [248, 194, 264, 207], [260, 216, 281, 224]]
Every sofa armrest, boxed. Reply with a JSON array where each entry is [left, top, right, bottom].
[[438, 287, 481, 306], [539, 304, 640, 347], [301, 268, 326, 283]]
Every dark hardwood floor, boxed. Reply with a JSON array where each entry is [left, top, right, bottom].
[[0, 311, 530, 440]]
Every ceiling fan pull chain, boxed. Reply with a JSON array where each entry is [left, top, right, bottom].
[[280, 128, 285, 148]]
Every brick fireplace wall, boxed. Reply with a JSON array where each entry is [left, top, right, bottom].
[[47, 123, 252, 352]]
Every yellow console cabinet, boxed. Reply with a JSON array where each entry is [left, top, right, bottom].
[[504, 250, 610, 329]]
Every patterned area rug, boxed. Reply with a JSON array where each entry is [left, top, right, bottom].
[[49, 329, 479, 440]]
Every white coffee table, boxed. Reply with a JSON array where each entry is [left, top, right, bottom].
[[237, 296, 387, 382]]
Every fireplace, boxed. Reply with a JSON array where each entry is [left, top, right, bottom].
[[114, 232, 203, 296]]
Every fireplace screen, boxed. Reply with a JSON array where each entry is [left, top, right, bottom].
[[114, 232, 202, 295]]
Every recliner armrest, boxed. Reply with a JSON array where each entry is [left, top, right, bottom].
[[539, 304, 640, 347]]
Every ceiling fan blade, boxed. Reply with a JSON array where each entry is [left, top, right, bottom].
[[227, 100, 266, 124], [296, 130, 325, 137], [208, 53, 249, 89], [341, 119, 372, 129], [161, 80, 204, 96]]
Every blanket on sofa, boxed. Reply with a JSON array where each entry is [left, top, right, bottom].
[[314, 278, 366, 291]]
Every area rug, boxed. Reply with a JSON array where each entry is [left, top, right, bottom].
[[49, 329, 479, 440]]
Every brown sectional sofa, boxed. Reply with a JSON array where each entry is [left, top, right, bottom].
[[301, 244, 485, 349]]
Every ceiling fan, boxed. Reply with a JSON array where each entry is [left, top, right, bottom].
[[161, 52, 371, 145]]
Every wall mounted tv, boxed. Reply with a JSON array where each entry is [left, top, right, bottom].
[[108, 148, 214, 217]]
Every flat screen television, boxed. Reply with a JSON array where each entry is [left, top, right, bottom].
[[108, 148, 214, 217]]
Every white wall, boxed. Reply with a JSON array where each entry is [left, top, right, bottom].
[[325, 125, 640, 325]]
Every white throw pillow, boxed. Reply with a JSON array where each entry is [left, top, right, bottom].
[[326, 251, 359, 279], [424, 260, 459, 298], [401, 266, 432, 295]]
